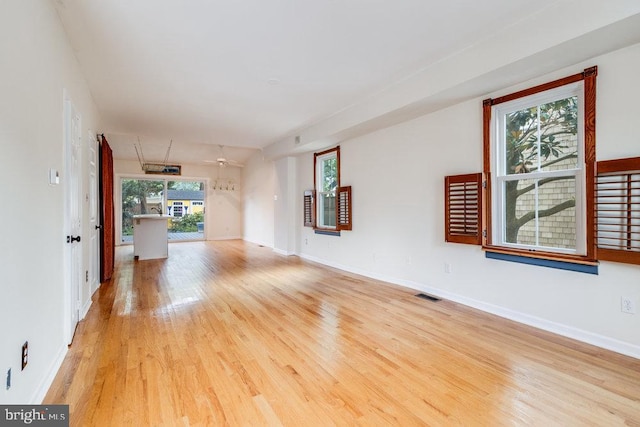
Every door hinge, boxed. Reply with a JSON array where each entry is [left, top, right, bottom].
[[482, 181, 487, 189], [482, 229, 487, 238]]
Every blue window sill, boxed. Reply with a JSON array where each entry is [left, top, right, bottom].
[[314, 229, 341, 236], [486, 251, 598, 275]]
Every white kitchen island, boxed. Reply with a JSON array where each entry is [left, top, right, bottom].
[[133, 215, 171, 260]]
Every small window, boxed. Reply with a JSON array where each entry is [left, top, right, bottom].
[[192, 201, 203, 206], [308, 146, 352, 232], [315, 147, 340, 229], [172, 201, 183, 217]]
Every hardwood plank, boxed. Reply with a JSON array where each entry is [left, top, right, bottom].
[[44, 240, 640, 426]]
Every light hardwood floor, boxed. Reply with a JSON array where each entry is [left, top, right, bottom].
[[45, 240, 640, 426]]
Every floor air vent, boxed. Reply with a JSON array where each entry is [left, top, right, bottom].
[[415, 293, 441, 302]]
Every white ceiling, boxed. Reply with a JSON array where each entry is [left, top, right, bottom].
[[53, 0, 569, 164]]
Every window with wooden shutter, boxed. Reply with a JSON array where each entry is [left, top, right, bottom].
[[337, 186, 352, 231], [483, 67, 597, 264], [595, 157, 640, 265], [304, 190, 315, 227], [313, 146, 352, 234], [445, 173, 482, 245]]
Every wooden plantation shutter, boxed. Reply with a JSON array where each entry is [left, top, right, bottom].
[[445, 173, 482, 245], [337, 186, 352, 231], [595, 157, 640, 265], [303, 190, 315, 227]]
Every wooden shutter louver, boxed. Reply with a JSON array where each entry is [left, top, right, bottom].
[[337, 186, 352, 231], [445, 173, 482, 245], [304, 190, 315, 227], [595, 157, 640, 265]]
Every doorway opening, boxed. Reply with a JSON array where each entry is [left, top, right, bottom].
[[121, 178, 206, 243]]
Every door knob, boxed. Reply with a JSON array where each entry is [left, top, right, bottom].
[[68, 235, 81, 243]]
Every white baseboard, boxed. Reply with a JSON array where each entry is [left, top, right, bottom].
[[299, 254, 640, 359], [81, 298, 92, 320], [273, 248, 296, 256], [242, 238, 273, 248], [32, 343, 68, 404], [242, 239, 288, 253], [210, 236, 243, 241]]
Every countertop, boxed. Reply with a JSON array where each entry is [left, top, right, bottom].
[[133, 214, 172, 219]]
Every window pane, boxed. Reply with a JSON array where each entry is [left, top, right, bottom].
[[504, 96, 578, 175], [539, 97, 578, 172], [504, 177, 576, 249], [322, 157, 337, 192], [320, 193, 336, 227], [505, 178, 536, 244], [538, 177, 576, 249], [505, 106, 538, 175], [167, 180, 205, 241], [121, 178, 164, 242]]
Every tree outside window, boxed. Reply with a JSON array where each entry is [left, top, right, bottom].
[[501, 94, 579, 249]]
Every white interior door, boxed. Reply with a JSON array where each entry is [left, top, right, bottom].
[[88, 131, 100, 296], [64, 94, 82, 344]]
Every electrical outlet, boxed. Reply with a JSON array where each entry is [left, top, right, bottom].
[[621, 297, 636, 314], [445, 263, 452, 274]]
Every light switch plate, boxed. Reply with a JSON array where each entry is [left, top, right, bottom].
[[49, 168, 59, 185]]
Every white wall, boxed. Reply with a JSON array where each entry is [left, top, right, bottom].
[[242, 151, 276, 247], [0, 0, 101, 403], [114, 159, 243, 241], [287, 44, 640, 358], [273, 157, 298, 255]]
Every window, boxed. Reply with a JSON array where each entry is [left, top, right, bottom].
[[483, 67, 597, 263], [120, 178, 206, 244], [315, 147, 339, 229], [172, 201, 184, 217], [305, 146, 352, 232]]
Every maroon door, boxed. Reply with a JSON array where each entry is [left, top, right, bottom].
[[99, 134, 115, 282]]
